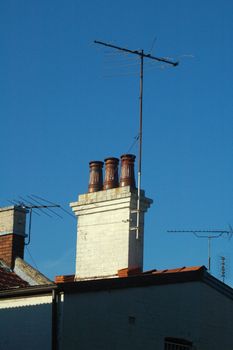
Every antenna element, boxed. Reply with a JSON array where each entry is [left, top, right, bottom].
[[168, 229, 232, 273]]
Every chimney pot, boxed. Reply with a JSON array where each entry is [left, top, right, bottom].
[[88, 161, 104, 193], [103, 157, 119, 190], [119, 154, 136, 188]]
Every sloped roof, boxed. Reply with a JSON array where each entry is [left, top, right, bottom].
[[0, 265, 233, 302], [14, 257, 53, 286], [0, 257, 53, 291], [0, 257, 53, 292], [0, 266, 28, 290]]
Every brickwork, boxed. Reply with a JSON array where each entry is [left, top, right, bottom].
[[70, 186, 152, 280], [0, 233, 25, 268], [0, 206, 27, 268]]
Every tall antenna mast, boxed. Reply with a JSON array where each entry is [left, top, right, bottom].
[[168, 229, 233, 272], [94, 40, 179, 238]]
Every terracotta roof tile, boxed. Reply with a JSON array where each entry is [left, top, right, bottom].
[[58, 266, 209, 294], [144, 266, 202, 275], [55, 275, 75, 283], [117, 267, 142, 277], [116, 266, 203, 277], [57, 266, 204, 284], [0, 266, 28, 290]]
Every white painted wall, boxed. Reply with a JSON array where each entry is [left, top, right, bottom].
[[0, 295, 52, 350], [199, 283, 233, 349], [0, 205, 26, 236], [70, 186, 152, 280], [60, 281, 233, 350], [0, 281, 232, 350]]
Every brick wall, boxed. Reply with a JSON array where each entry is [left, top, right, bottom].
[[0, 206, 27, 269], [0, 234, 25, 268]]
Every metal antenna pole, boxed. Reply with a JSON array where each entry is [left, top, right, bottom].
[[208, 236, 211, 272], [136, 51, 143, 239], [94, 40, 178, 238], [25, 208, 33, 246]]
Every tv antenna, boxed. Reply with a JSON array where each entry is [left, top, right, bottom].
[[94, 40, 179, 239], [7, 197, 62, 246], [167, 227, 233, 273]]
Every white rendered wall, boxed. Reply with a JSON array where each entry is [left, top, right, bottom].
[[0, 295, 52, 350], [199, 283, 233, 349], [60, 281, 233, 350], [70, 186, 152, 280], [0, 206, 26, 236]]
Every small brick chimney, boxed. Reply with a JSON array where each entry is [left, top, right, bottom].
[[0, 206, 27, 269]]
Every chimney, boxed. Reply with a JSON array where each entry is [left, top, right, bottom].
[[119, 154, 136, 188], [88, 161, 104, 193], [0, 206, 27, 269], [71, 154, 153, 281], [103, 157, 119, 190]]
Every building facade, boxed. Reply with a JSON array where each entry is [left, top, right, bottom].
[[0, 266, 233, 350], [0, 155, 233, 350]]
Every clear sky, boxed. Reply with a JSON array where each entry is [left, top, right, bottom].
[[1, 0, 232, 285]]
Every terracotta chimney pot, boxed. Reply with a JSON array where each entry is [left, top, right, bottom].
[[119, 154, 136, 188], [88, 161, 104, 193], [103, 157, 119, 190]]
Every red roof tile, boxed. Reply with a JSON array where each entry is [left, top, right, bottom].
[[118, 267, 142, 277], [149, 266, 202, 275], [116, 266, 203, 277], [0, 267, 28, 290], [55, 274, 75, 283], [56, 266, 204, 284], [58, 266, 209, 295]]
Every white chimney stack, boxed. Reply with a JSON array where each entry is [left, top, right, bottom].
[[70, 154, 152, 280]]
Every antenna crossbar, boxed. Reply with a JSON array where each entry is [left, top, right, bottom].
[[168, 228, 233, 273], [94, 40, 179, 66]]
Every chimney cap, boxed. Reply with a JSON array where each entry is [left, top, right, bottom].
[[89, 160, 104, 166], [104, 157, 119, 163], [120, 154, 136, 160]]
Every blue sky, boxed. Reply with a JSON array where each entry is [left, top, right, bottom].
[[1, 1, 232, 285]]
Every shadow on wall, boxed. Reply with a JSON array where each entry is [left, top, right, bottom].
[[0, 302, 52, 350]]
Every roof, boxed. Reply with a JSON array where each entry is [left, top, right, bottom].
[[0, 265, 233, 302], [0, 265, 28, 290], [0, 258, 53, 292], [57, 265, 206, 292], [14, 257, 54, 286], [55, 265, 233, 301], [55, 265, 203, 283], [143, 266, 202, 275], [0, 257, 54, 292]]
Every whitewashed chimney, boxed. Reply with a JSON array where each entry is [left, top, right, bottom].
[[70, 154, 152, 280]]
